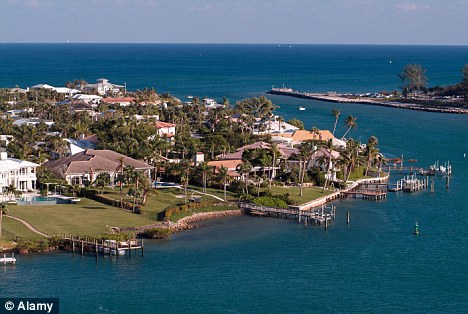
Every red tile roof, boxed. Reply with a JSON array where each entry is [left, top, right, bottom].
[[156, 121, 177, 128]]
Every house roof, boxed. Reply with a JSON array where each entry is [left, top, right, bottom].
[[282, 130, 334, 142], [102, 97, 135, 103], [156, 121, 176, 129], [208, 159, 242, 170], [65, 138, 97, 150], [0, 158, 39, 172], [43, 149, 151, 178], [217, 141, 299, 160], [82, 134, 98, 144]]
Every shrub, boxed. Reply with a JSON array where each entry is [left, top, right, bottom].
[[142, 228, 172, 239], [252, 196, 288, 209]]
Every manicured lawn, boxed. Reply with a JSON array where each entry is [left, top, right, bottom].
[[258, 186, 334, 205], [1, 216, 44, 240], [6, 198, 154, 237], [101, 186, 236, 220], [170, 205, 237, 222]]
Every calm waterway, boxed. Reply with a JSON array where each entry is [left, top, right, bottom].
[[0, 44, 467, 313]]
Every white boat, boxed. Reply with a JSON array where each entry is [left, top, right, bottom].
[[298, 106, 306, 111], [187, 95, 193, 99]]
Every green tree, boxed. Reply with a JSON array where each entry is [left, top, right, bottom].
[[94, 173, 110, 195], [364, 136, 379, 176], [218, 166, 231, 202], [341, 115, 358, 139], [399, 64, 428, 97], [331, 109, 341, 135], [287, 118, 304, 130]]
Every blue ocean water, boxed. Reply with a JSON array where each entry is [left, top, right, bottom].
[[0, 44, 467, 313]]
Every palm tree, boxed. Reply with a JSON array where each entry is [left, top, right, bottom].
[[341, 115, 358, 139], [198, 161, 211, 195], [218, 166, 230, 202], [238, 161, 252, 195], [331, 109, 341, 135], [298, 143, 314, 197], [276, 116, 284, 132], [269, 142, 280, 188], [321, 139, 334, 192], [364, 136, 379, 176]]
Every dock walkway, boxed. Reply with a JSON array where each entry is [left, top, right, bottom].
[[61, 234, 144, 258]]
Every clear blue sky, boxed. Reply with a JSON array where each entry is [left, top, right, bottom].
[[1, 0, 467, 44]]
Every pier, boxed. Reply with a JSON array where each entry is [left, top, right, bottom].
[[60, 234, 144, 258], [0, 253, 16, 265], [341, 186, 387, 200], [388, 175, 428, 193], [240, 203, 335, 227]]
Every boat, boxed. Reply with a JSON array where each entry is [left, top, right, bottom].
[[298, 106, 305, 111], [187, 95, 193, 99]]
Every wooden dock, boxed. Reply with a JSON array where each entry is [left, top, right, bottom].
[[240, 203, 335, 227], [1, 253, 16, 265], [60, 234, 144, 259], [341, 187, 387, 200]]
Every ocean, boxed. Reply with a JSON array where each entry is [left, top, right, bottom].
[[0, 44, 467, 313]]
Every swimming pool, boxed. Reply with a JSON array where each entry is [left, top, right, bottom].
[[17, 196, 72, 206]]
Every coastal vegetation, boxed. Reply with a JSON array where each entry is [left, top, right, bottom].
[[0, 77, 389, 245]]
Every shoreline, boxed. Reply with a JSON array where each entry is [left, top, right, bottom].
[[267, 89, 468, 114]]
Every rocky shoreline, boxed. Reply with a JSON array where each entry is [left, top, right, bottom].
[[267, 89, 468, 114]]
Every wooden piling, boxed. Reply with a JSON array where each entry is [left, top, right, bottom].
[[81, 240, 84, 258], [431, 179, 434, 193], [347, 211, 350, 225], [324, 215, 328, 231], [446, 176, 450, 189], [141, 239, 144, 257]]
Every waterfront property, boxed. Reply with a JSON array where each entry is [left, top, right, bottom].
[[0, 148, 39, 194], [43, 149, 152, 186]]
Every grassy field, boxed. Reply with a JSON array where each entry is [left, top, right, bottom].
[[1, 216, 45, 240], [6, 198, 154, 238], [102, 186, 237, 220], [258, 186, 334, 204]]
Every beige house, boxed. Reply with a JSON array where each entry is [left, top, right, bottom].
[[43, 149, 152, 186]]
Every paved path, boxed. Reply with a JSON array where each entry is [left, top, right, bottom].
[[5, 215, 50, 238]]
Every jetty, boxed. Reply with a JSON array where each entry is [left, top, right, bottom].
[[1, 253, 16, 265], [267, 87, 468, 114], [61, 234, 144, 258], [341, 185, 387, 200]]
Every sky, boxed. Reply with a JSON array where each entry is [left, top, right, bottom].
[[0, 0, 467, 45]]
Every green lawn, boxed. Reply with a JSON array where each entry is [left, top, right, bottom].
[[101, 186, 237, 220], [6, 198, 154, 238], [1, 216, 44, 240], [258, 186, 334, 205]]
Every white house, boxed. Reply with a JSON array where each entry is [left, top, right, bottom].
[[156, 121, 176, 138], [83, 78, 124, 96], [0, 148, 39, 193], [71, 94, 102, 105]]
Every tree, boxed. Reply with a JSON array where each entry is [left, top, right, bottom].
[[197, 161, 212, 195], [331, 109, 341, 135], [399, 64, 428, 97], [218, 166, 230, 202], [364, 136, 379, 176], [0, 202, 6, 237], [269, 142, 280, 188], [462, 64, 468, 100], [94, 173, 110, 195], [341, 115, 358, 139], [321, 139, 334, 192], [238, 161, 252, 195], [287, 118, 304, 130]]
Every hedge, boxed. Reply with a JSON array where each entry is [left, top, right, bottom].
[[162, 202, 212, 219], [84, 189, 142, 213]]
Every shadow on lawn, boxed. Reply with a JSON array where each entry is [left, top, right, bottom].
[[82, 206, 107, 210]]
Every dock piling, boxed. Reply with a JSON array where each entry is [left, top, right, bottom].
[[347, 211, 350, 225]]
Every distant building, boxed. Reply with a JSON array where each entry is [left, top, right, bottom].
[[101, 97, 136, 107], [12, 118, 54, 127], [83, 78, 125, 96], [0, 148, 39, 193], [64, 138, 97, 156]]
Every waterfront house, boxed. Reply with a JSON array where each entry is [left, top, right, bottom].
[[0, 148, 39, 193], [43, 149, 152, 186]]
